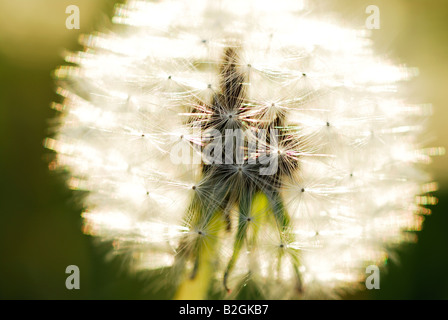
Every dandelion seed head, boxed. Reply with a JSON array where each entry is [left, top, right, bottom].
[[48, 0, 438, 299]]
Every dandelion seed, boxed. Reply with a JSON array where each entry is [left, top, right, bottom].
[[47, 0, 439, 299]]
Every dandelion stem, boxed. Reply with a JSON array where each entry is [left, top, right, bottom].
[[173, 249, 214, 300], [174, 212, 224, 300]]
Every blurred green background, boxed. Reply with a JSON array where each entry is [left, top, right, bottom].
[[0, 0, 447, 299]]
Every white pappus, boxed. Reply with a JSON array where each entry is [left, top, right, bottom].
[[46, 0, 440, 299]]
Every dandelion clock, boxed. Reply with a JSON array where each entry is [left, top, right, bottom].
[[46, 0, 440, 299]]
